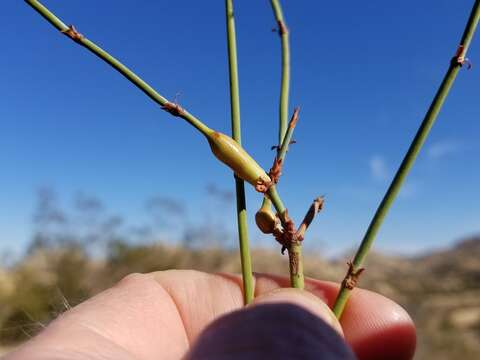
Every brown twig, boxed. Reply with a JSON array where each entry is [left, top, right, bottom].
[[288, 107, 300, 129], [295, 196, 325, 241]]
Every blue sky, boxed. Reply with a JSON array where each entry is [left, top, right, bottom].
[[1, 0, 479, 257]]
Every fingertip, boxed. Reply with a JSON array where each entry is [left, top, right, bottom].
[[251, 288, 343, 336], [353, 319, 416, 360], [187, 302, 355, 359], [341, 292, 416, 360]]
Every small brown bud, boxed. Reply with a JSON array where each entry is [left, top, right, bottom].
[[255, 198, 278, 234]]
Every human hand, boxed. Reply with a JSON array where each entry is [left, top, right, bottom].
[[4, 271, 416, 359]]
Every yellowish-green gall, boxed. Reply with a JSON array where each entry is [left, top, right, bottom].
[[207, 132, 270, 187]]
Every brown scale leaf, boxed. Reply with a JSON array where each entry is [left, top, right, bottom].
[[342, 261, 365, 290]]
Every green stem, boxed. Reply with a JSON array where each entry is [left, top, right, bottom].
[[25, 0, 212, 138], [225, 0, 254, 304], [277, 108, 299, 163], [27, 0, 303, 290], [269, 1, 301, 289], [270, 0, 291, 144], [267, 186, 304, 289], [333, 0, 480, 319], [289, 242, 304, 289], [257, 108, 298, 212]]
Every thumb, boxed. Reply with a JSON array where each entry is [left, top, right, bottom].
[[186, 288, 355, 359], [251, 287, 343, 335]]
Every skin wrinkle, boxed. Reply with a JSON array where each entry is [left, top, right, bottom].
[[209, 274, 245, 321], [103, 273, 189, 358], [152, 274, 192, 348], [153, 270, 244, 343], [75, 322, 136, 359], [63, 273, 189, 359], [153, 270, 202, 343], [6, 321, 136, 360]]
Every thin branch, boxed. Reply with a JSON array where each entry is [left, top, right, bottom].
[[270, 0, 291, 145], [26, 0, 305, 290], [25, 0, 212, 137], [333, 0, 480, 319], [295, 196, 324, 242], [267, 185, 304, 289], [225, 0, 254, 304], [277, 107, 299, 162], [266, 107, 300, 185]]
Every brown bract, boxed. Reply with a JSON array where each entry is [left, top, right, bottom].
[[268, 157, 283, 184], [277, 20, 288, 36], [62, 25, 83, 42], [295, 197, 325, 242], [342, 262, 365, 290], [452, 45, 472, 68], [162, 101, 185, 117]]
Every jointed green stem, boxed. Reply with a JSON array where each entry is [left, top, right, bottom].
[[257, 107, 299, 231], [267, 186, 304, 289], [225, 0, 254, 304], [269, 1, 302, 289], [333, 0, 480, 319], [26, 0, 334, 295], [25, 0, 212, 138], [270, 0, 291, 144]]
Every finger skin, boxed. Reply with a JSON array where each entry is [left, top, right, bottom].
[[5, 271, 416, 360], [186, 303, 355, 360], [253, 273, 417, 360]]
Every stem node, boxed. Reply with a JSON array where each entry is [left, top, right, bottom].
[[62, 25, 83, 42], [255, 176, 273, 193], [161, 101, 185, 117], [268, 157, 283, 184], [342, 261, 365, 290], [452, 45, 472, 69], [277, 20, 288, 36]]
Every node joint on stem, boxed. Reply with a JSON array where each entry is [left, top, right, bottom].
[[162, 101, 185, 117], [62, 24, 83, 42], [341, 261, 365, 290], [452, 45, 472, 68], [276, 20, 288, 36]]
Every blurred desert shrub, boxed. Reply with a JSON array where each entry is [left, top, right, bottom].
[[0, 245, 91, 342]]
